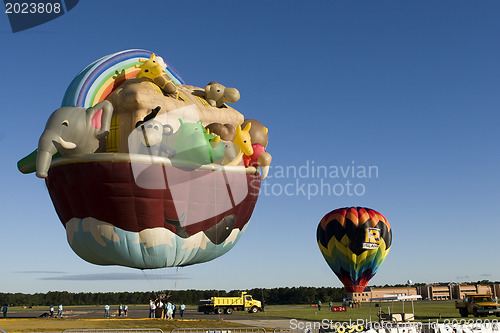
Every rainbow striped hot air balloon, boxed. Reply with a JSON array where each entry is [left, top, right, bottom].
[[316, 207, 392, 293]]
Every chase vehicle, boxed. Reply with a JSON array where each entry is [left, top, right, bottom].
[[198, 292, 262, 314], [455, 293, 500, 317]]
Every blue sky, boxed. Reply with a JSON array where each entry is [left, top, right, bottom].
[[1, 1, 499, 294]]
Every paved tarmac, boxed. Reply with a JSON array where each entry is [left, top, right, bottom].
[[2, 305, 292, 326], [0, 305, 297, 333]]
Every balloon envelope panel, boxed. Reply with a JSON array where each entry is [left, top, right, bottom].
[[317, 207, 392, 293], [46, 155, 261, 269]]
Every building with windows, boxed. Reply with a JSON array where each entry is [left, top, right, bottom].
[[419, 284, 453, 300], [454, 284, 498, 299], [351, 284, 500, 302], [352, 287, 419, 302], [419, 283, 498, 300]]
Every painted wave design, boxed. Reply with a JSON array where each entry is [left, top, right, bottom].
[[66, 217, 247, 269]]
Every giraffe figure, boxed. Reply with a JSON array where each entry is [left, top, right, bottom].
[[135, 54, 179, 99]]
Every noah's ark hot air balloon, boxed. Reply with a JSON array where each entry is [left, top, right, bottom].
[[316, 207, 392, 293], [18, 49, 272, 269]]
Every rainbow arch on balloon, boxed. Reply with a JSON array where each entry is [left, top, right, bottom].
[[61, 49, 185, 108]]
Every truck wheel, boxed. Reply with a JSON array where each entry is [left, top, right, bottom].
[[204, 311, 210, 314], [473, 309, 479, 317], [225, 308, 233, 315], [249, 306, 259, 313], [460, 308, 468, 317], [214, 307, 224, 315]]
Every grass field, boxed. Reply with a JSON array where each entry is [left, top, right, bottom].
[[0, 301, 497, 333], [249, 300, 467, 322], [0, 318, 246, 333]]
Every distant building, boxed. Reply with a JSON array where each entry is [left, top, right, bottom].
[[352, 287, 418, 303], [352, 284, 500, 302], [454, 284, 498, 299], [419, 284, 453, 300], [420, 283, 498, 300]]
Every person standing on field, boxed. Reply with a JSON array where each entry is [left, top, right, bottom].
[[149, 300, 156, 318], [2, 304, 7, 318], [166, 301, 173, 319], [180, 303, 186, 318]]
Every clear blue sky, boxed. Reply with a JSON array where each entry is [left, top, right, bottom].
[[1, 1, 499, 294]]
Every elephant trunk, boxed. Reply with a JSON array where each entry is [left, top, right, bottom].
[[36, 129, 59, 178]]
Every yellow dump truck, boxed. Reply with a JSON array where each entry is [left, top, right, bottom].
[[198, 292, 263, 314], [455, 293, 500, 317]]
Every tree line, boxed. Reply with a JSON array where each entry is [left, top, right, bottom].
[[3, 280, 497, 307], [0, 286, 346, 307]]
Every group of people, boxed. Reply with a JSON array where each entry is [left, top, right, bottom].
[[1, 303, 62, 319], [316, 300, 335, 311], [0, 301, 190, 320], [48, 304, 64, 318], [316, 300, 360, 311], [104, 304, 128, 318], [149, 299, 185, 319]]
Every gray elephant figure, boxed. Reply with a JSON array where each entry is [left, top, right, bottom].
[[36, 100, 113, 178]]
